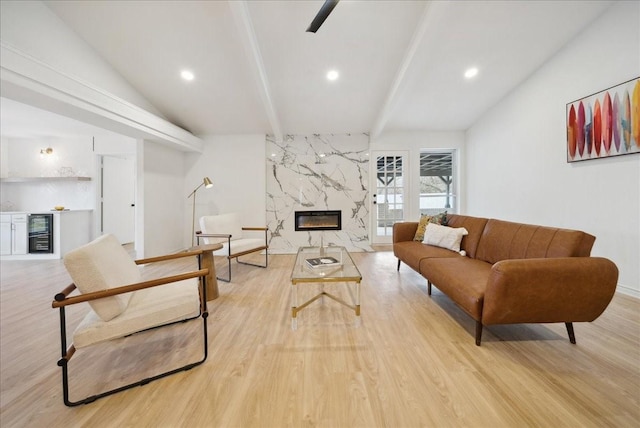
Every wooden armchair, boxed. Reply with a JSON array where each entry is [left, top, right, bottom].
[[52, 234, 209, 406], [196, 213, 268, 282]]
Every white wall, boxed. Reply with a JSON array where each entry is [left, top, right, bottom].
[[466, 1, 640, 296], [140, 141, 186, 257], [184, 132, 467, 251], [183, 134, 266, 247], [0, 137, 95, 212], [4, 137, 94, 178], [0, 134, 137, 242], [0, 137, 8, 177], [94, 135, 137, 156], [370, 131, 466, 220]]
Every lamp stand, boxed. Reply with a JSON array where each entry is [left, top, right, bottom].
[[188, 177, 213, 247], [191, 189, 197, 247]]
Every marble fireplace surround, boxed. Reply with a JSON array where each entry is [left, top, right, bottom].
[[266, 134, 372, 253]]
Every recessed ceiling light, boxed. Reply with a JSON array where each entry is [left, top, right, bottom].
[[181, 70, 195, 81], [464, 67, 479, 79], [327, 70, 339, 81]]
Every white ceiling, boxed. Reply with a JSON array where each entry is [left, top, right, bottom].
[[4, 0, 615, 139]]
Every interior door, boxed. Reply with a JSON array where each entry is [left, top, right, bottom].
[[102, 156, 135, 244], [371, 151, 408, 244]]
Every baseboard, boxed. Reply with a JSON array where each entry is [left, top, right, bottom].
[[616, 284, 640, 299]]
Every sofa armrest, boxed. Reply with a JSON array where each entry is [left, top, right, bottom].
[[482, 257, 618, 325], [393, 222, 419, 243]]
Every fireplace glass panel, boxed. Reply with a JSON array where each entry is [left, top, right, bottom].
[[295, 210, 342, 231]]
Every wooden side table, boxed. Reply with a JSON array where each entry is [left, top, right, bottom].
[[188, 243, 223, 301]]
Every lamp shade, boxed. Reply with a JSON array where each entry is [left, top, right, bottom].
[[203, 177, 213, 188]]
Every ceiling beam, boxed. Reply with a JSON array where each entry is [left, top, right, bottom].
[[1, 43, 204, 151], [229, 0, 283, 143], [369, 1, 435, 139]]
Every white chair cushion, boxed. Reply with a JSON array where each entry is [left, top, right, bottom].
[[73, 278, 200, 348], [199, 213, 243, 245], [213, 238, 266, 257], [64, 234, 139, 321]]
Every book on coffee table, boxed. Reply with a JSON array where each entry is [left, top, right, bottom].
[[305, 256, 341, 268]]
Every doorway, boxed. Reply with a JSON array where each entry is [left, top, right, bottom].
[[100, 155, 135, 244]]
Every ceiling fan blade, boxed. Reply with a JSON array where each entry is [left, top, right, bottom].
[[306, 0, 340, 33]]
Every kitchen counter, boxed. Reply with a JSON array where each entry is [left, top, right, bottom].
[[0, 209, 93, 214], [0, 209, 93, 260]]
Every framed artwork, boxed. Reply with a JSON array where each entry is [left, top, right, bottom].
[[566, 77, 639, 163]]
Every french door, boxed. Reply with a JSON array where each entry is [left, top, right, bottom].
[[371, 151, 408, 244]]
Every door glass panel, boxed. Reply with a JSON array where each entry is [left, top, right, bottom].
[[375, 155, 404, 238]]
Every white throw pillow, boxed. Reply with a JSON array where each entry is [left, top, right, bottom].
[[422, 223, 469, 252]]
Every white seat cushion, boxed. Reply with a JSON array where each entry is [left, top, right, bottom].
[[73, 278, 200, 348], [213, 238, 266, 257], [64, 234, 139, 321]]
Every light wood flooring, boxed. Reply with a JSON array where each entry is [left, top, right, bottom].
[[1, 249, 639, 427]]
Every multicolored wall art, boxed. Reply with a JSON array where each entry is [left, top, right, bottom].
[[566, 77, 640, 163]]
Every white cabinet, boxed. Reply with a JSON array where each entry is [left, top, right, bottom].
[[0, 213, 27, 255], [0, 215, 10, 255], [12, 214, 27, 254], [1, 210, 93, 259]]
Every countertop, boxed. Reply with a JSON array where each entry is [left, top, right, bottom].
[[0, 209, 93, 214]]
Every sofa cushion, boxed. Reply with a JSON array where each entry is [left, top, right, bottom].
[[64, 234, 138, 322], [420, 257, 492, 320], [445, 214, 489, 259], [422, 223, 468, 252], [475, 219, 592, 264], [394, 241, 461, 272]]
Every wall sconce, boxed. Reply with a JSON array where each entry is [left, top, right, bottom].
[[40, 147, 53, 158], [188, 177, 213, 246]]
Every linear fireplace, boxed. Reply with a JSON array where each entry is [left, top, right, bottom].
[[295, 210, 342, 231]]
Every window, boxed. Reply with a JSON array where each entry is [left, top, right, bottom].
[[419, 151, 456, 215]]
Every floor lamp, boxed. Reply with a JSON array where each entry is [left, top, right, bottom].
[[188, 177, 213, 246]]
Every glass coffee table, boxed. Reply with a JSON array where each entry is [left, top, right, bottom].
[[290, 246, 362, 330]]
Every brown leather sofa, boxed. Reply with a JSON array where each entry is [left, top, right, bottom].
[[393, 214, 619, 345]]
